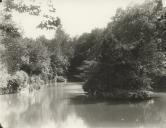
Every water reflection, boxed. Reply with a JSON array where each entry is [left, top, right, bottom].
[[70, 94, 166, 128], [0, 84, 166, 128]]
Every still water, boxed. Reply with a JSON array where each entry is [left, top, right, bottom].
[[0, 83, 166, 128]]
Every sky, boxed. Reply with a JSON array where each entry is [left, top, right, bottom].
[[12, 0, 166, 39]]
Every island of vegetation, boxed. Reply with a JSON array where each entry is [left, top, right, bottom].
[[0, 0, 166, 100]]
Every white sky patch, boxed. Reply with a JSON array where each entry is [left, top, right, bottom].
[[12, 11, 55, 39], [12, 0, 166, 39]]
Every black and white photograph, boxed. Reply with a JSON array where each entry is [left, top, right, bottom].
[[0, 0, 166, 128]]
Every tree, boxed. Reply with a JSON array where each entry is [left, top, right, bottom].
[[0, 0, 23, 74], [67, 28, 104, 81], [20, 38, 51, 77], [0, 0, 60, 73], [83, 0, 165, 98], [2, 0, 60, 29], [0, 0, 62, 89], [48, 26, 73, 78]]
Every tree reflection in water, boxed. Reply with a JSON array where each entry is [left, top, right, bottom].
[[0, 85, 88, 128], [0, 84, 166, 128]]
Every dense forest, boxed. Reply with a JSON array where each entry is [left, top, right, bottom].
[[0, 0, 166, 99]]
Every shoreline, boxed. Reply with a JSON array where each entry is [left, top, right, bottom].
[[0, 83, 161, 101], [85, 90, 156, 100]]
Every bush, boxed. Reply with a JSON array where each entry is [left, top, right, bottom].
[[7, 79, 19, 92], [0, 61, 10, 88], [29, 75, 45, 90], [57, 76, 66, 82], [14, 70, 29, 88], [7, 70, 29, 92]]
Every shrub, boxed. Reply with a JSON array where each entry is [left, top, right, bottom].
[[0, 67, 10, 88], [7, 79, 19, 92], [7, 70, 29, 92], [57, 76, 66, 82], [29, 75, 45, 90], [0, 59, 10, 88], [14, 70, 29, 88]]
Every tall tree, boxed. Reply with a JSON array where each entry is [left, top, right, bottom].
[[67, 28, 104, 81], [83, 0, 165, 97]]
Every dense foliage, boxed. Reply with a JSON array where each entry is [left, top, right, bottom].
[[0, 0, 73, 93], [67, 28, 104, 81], [82, 0, 166, 98]]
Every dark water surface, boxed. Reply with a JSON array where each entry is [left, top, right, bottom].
[[0, 83, 166, 128]]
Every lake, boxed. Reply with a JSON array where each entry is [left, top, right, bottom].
[[0, 83, 166, 128]]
